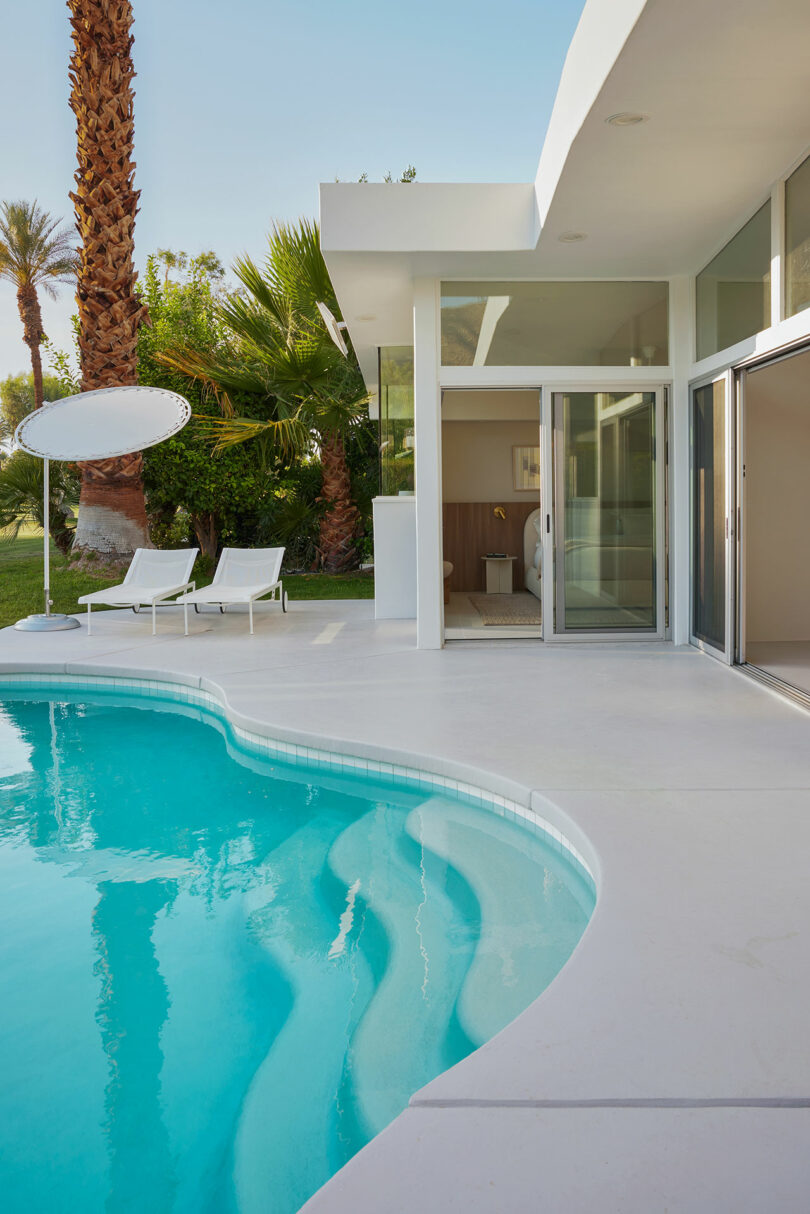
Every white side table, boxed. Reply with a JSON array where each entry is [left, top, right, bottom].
[[481, 555, 516, 594]]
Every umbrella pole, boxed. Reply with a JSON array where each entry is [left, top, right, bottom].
[[43, 457, 51, 618]]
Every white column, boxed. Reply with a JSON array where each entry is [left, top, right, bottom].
[[413, 278, 443, 649], [668, 275, 692, 646]]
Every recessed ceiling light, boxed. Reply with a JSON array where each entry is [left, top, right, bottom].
[[606, 112, 649, 126], [557, 231, 587, 243], [354, 314, 376, 322]]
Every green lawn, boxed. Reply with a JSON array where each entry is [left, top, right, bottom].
[[0, 534, 374, 629]]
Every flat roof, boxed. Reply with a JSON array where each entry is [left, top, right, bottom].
[[320, 0, 810, 386]]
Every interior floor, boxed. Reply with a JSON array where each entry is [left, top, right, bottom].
[[745, 641, 810, 697], [444, 591, 541, 640]]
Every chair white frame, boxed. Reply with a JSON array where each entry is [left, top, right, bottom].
[[78, 548, 198, 636], [178, 547, 287, 635]]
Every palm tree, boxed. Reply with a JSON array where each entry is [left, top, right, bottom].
[[0, 451, 77, 554], [0, 201, 76, 409], [67, 0, 151, 563], [160, 221, 369, 572]]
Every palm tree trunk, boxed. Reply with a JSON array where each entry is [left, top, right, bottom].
[[68, 0, 151, 565], [49, 504, 75, 555], [318, 430, 359, 572], [16, 282, 44, 408]]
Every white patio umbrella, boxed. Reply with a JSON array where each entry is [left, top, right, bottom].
[[12, 386, 191, 632]]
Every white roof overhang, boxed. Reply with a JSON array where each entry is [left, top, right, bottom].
[[320, 0, 810, 387]]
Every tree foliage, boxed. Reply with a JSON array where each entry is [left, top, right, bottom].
[[138, 251, 310, 561], [0, 452, 78, 553], [0, 200, 76, 408], [159, 221, 377, 571], [1, 371, 64, 434]]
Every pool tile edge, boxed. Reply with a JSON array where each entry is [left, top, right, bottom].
[[0, 667, 596, 887]]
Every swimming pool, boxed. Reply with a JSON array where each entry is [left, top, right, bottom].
[[0, 686, 594, 1214]]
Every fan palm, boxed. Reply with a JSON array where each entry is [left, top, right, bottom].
[[0, 201, 76, 409], [0, 452, 77, 554], [67, 0, 151, 563], [161, 221, 369, 572]]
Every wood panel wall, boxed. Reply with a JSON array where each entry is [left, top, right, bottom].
[[442, 502, 539, 592]]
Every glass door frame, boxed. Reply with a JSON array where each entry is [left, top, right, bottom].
[[440, 385, 545, 642], [734, 340, 810, 679], [544, 383, 668, 642], [688, 369, 736, 664], [735, 366, 746, 668]]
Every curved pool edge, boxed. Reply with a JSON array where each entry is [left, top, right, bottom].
[[0, 666, 599, 893], [5, 612, 810, 1212], [0, 660, 603, 1212]]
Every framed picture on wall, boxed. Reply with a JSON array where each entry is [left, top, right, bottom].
[[512, 445, 541, 491]]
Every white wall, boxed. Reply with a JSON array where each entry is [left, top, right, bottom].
[[441, 390, 539, 422], [744, 350, 810, 642], [442, 421, 541, 502]]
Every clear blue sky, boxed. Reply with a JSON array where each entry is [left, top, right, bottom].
[[0, 0, 585, 382]]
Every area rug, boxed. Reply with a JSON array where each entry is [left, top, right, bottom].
[[468, 593, 541, 626]]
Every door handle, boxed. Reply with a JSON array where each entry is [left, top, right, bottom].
[[546, 514, 551, 534]]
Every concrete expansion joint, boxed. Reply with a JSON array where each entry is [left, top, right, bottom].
[[410, 1098, 810, 1110], [533, 784, 810, 794]]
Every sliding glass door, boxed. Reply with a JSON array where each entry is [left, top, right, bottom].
[[738, 348, 810, 697], [552, 390, 661, 633], [691, 377, 730, 656]]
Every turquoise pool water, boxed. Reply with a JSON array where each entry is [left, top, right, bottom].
[[0, 688, 594, 1214]]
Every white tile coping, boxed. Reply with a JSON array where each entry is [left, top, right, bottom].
[[0, 670, 596, 889]]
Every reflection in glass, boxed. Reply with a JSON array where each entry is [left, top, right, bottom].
[[379, 347, 414, 495], [692, 381, 726, 649], [440, 281, 669, 367], [695, 202, 771, 360], [786, 154, 810, 318], [556, 392, 657, 631]]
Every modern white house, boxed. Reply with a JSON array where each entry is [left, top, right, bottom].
[[320, 0, 810, 704]]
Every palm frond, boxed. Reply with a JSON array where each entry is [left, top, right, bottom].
[[0, 200, 77, 289], [157, 345, 277, 408], [192, 413, 310, 460], [160, 218, 369, 463], [229, 256, 288, 326], [0, 451, 77, 545], [263, 220, 335, 315]]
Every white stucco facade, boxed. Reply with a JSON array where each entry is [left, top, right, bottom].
[[320, 0, 810, 676]]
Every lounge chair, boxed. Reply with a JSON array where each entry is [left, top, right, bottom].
[[178, 547, 286, 635], [78, 547, 199, 636]]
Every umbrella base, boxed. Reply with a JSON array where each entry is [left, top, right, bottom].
[[14, 613, 81, 632]]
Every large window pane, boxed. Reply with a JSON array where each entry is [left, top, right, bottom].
[[786, 154, 810, 318], [556, 391, 657, 631], [441, 281, 669, 367], [695, 203, 771, 360], [379, 347, 414, 496], [692, 381, 726, 649]]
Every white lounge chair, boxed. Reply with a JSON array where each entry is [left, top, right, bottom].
[[178, 547, 286, 635], [78, 547, 199, 636]]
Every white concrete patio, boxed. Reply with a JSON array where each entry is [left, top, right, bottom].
[[2, 598, 810, 1211]]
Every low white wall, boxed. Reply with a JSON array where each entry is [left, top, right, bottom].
[[372, 497, 417, 619]]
